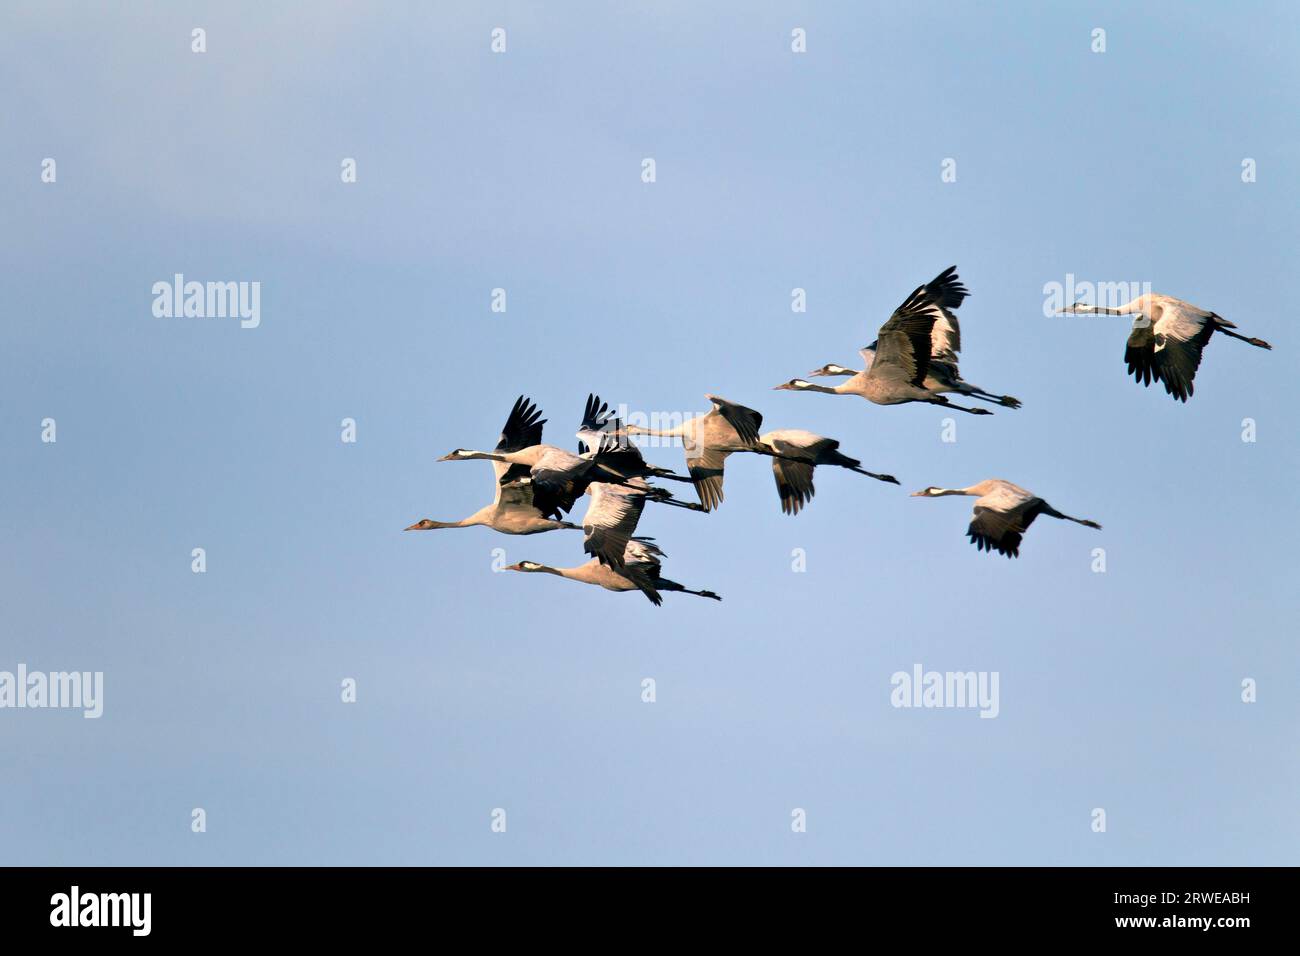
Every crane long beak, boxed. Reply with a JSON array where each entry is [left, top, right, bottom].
[[403, 522, 422, 530]]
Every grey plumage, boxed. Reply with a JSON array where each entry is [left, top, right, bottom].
[[1060, 294, 1271, 403], [911, 479, 1101, 559], [506, 538, 721, 606], [775, 266, 1007, 415], [760, 429, 899, 515]]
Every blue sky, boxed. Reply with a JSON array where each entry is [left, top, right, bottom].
[[2, 1, 1297, 865]]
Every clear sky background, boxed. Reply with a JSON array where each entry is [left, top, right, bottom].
[[2, 1, 1297, 865]]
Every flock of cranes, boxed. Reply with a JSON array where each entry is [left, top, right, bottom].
[[407, 266, 1271, 604]]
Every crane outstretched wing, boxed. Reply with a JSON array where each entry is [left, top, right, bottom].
[[685, 446, 731, 512], [576, 393, 623, 453], [581, 481, 649, 568], [497, 395, 545, 452], [1125, 304, 1215, 403], [706, 395, 762, 446], [868, 267, 970, 387], [967, 496, 1043, 558], [925, 265, 968, 357], [869, 318, 934, 387], [618, 538, 666, 605], [522, 448, 591, 514], [489, 396, 547, 487], [771, 457, 817, 515], [493, 476, 565, 521]]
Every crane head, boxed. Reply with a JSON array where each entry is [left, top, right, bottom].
[[808, 364, 853, 377]]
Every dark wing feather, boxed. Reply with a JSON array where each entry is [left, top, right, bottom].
[[926, 265, 969, 313], [926, 265, 968, 356], [966, 501, 1043, 559], [527, 480, 568, 519], [869, 320, 934, 387], [1153, 323, 1214, 403], [588, 441, 649, 480], [498, 462, 532, 485], [492, 475, 567, 521], [1124, 316, 1158, 389], [619, 539, 665, 605], [496, 462, 565, 518], [709, 396, 762, 446], [528, 472, 583, 514], [869, 278, 956, 386], [526, 451, 587, 514], [496, 395, 546, 453], [620, 564, 663, 605], [580, 393, 611, 432], [870, 268, 968, 386], [771, 458, 816, 515], [577, 394, 625, 454], [686, 446, 730, 512]]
